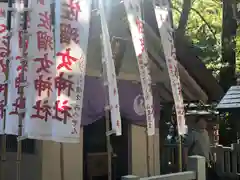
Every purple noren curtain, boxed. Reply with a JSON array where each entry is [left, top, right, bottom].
[[81, 76, 160, 126]]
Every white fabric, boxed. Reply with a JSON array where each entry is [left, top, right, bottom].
[[5, 0, 27, 135], [24, 0, 54, 140], [52, 0, 92, 143], [0, 3, 8, 134], [99, 0, 122, 136], [123, 0, 155, 136], [154, 0, 186, 135]]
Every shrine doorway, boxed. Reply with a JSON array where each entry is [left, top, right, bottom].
[[83, 117, 130, 180]]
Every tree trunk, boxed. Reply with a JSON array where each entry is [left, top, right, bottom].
[[176, 0, 192, 38], [219, 0, 237, 92]]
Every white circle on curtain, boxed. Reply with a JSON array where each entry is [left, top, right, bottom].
[[133, 94, 145, 116]]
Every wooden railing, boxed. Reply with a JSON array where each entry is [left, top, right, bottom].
[[122, 156, 206, 180], [163, 143, 240, 179], [212, 144, 240, 178]]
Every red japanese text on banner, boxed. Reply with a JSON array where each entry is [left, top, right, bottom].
[[0, 3, 7, 134], [24, 0, 54, 140], [53, 0, 92, 143], [153, 0, 186, 135], [123, 0, 155, 136], [99, 0, 122, 136], [5, 0, 28, 135]]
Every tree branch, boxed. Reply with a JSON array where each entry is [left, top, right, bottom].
[[172, 5, 217, 41], [191, 7, 218, 41]]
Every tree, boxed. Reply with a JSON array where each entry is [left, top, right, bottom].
[[172, 0, 238, 87], [172, 0, 239, 145], [220, 0, 237, 92]]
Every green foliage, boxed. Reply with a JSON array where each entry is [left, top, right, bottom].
[[236, 27, 240, 73], [171, 0, 240, 145], [172, 0, 229, 79]]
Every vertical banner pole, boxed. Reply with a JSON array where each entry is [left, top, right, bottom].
[[0, 130, 6, 180], [99, 0, 123, 178], [153, 0, 186, 172], [124, 5, 156, 178], [60, 143, 65, 180], [105, 108, 112, 180], [1, 1, 13, 180], [145, 128, 150, 176], [50, 1, 65, 180], [100, 33, 112, 180], [0, 135, 6, 180], [16, 0, 28, 180], [141, 0, 151, 176], [178, 135, 182, 171]]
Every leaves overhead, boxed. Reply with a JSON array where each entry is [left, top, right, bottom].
[[172, 0, 226, 79]]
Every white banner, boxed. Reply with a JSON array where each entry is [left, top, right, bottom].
[[5, 0, 28, 135], [52, 0, 92, 142], [24, 0, 54, 140], [123, 0, 155, 136], [0, 3, 7, 134], [99, 0, 122, 136], [154, 0, 186, 135]]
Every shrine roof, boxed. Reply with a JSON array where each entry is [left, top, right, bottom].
[[217, 86, 240, 110]]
